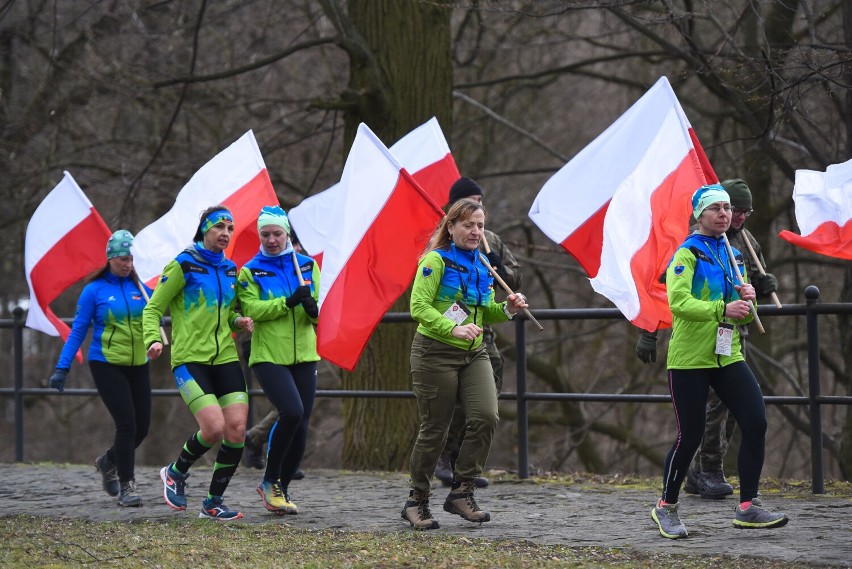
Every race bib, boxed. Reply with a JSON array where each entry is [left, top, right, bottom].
[[715, 323, 735, 356], [443, 301, 471, 326]]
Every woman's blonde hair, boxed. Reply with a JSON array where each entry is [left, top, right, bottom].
[[421, 198, 486, 259]]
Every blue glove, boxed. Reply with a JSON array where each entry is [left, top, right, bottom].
[[49, 368, 69, 393]]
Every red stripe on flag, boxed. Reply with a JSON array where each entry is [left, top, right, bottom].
[[779, 221, 852, 261], [316, 171, 442, 371], [222, 169, 278, 268], [29, 211, 111, 359], [410, 153, 460, 207], [559, 202, 609, 278], [629, 150, 709, 331]]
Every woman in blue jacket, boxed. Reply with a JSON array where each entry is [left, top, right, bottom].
[[49, 230, 151, 507]]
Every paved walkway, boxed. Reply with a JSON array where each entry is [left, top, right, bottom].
[[0, 464, 849, 567]]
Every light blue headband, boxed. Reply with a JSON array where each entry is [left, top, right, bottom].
[[692, 184, 730, 218], [257, 205, 290, 233]]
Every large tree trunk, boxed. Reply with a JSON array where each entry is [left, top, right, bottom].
[[340, 0, 453, 470]]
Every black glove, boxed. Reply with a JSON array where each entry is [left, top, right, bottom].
[[286, 285, 312, 308], [49, 368, 69, 392], [754, 273, 778, 297], [635, 332, 658, 364], [486, 251, 508, 281], [301, 296, 319, 318]]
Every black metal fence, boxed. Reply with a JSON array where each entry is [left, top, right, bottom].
[[3, 285, 851, 493]]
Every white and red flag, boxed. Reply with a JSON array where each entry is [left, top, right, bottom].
[[132, 130, 278, 286], [316, 123, 444, 371], [25, 172, 112, 355], [779, 159, 852, 260], [289, 117, 458, 262], [529, 76, 717, 331]]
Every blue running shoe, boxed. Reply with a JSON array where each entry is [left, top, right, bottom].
[[159, 464, 188, 511], [199, 496, 243, 521]]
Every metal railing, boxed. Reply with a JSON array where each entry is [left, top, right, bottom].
[[3, 285, 851, 493]]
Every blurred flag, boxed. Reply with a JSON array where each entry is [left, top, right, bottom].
[[289, 117, 458, 263], [25, 172, 112, 361], [529, 76, 717, 331], [132, 130, 278, 286], [316, 123, 444, 371], [779, 159, 852, 260]]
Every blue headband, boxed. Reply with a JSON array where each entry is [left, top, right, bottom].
[[200, 210, 233, 235]]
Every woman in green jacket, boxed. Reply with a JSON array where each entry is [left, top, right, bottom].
[[402, 198, 527, 530], [650, 185, 788, 540], [143, 205, 253, 521], [237, 206, 319, 515]]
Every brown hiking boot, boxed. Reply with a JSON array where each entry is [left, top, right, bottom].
[[401, 489, 439, 530], [444, 480, 491, 523]]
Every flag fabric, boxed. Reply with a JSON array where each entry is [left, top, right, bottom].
[[288, 117, 458, 262], [779, 159, 852, 260], [25, 172, 113, 356], [529, 76, 717, 332], [132, 131, 278, 286], [316, 123, 445, 371]]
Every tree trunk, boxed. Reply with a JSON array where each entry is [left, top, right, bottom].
[[340, 0, 453, 470]]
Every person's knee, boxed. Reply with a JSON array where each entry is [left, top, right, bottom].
[[466, 410, 499, 434]]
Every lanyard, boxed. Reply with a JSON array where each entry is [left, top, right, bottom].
[[701, 238, 736, 304]]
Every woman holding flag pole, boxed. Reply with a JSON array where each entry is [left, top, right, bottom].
[[237, 205, 320, 515], [48, 230, 152, 508], [650, 184, 788, 539], [143, 205, 253, 521]]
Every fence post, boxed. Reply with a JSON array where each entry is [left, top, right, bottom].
[[804, 285, 824, 494], [515, 316, 529, 479], [13, 306, 24, 462]]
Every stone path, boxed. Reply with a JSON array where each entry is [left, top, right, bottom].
[[0, 464, 849, 567]]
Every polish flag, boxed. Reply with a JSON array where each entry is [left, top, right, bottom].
[[24, 172, 112, 354], [316, 123, 444, 371], [529, 76, 717, 332], [288, 117, 458, 262], [779, 159, 852, 260], [132, 131, 278, 286]]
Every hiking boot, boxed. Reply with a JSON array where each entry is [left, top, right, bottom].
[[651, 500, 688, 539], [434, 452, 453, 487], [683, 464, 700, 495], [95, 453, 120, 497], [444, 480, 490, 523], [473, 476, 489, 488], [118, 479, 142, 507], [698, 466, 734, 499], [292, 468, 305, 480], [257, 479, 287, 513], [243, 430, 266, 469], [159, 464, 188, 511], [401, 489, 439, 530], [199, 496, 243, 521], [733, 503, 788, 529]]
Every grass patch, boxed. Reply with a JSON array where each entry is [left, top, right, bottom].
[[0, 515, 834, 568]]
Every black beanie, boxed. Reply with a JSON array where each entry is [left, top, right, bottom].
[[448, 177, 483, 205]]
